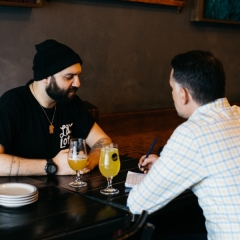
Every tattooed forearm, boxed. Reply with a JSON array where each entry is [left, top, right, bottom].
[[9, 156, 14, 176], [17, 161, 20, 176], [90, 138, 111, 152], [10, 157, 20, 176]]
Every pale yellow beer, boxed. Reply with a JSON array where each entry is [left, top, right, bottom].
[[68, 157, 87, 171], [99, 147, 120, 178]]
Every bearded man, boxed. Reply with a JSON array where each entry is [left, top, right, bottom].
[[0, 39, 111, 176]]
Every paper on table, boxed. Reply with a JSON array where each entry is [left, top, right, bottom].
[[125, 171, 146, 188]]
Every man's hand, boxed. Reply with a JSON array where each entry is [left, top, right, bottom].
[[53, 149, 94, 175], [79, 150, 100, 174], [53, 149, 75, 175], [86, 148, 101, 171], [139, 154, 159, 174], [83, 123, 112, 174]]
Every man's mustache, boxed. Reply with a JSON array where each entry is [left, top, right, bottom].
[[68, 87, 78, 93]]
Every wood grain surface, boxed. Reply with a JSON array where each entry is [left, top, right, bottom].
[[99, 101, 240, 159], [99, 108, 185, 159]]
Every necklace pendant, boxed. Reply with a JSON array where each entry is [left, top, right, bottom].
[[49, 124, 54, 134]]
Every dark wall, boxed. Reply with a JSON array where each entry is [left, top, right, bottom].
[[0, 0, 240, 114]]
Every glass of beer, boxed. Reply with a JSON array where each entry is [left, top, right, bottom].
[[99, 143, 120, 195], [67, 138, 88, 188]]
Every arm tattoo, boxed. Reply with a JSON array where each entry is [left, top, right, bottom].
[[16, 160, 20, 176], [9, 156, 14, 176], [90, 138, 111, 152], [10, 157, 20, 176]]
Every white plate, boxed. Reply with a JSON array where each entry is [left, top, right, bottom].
[[0, 193, 38, 204], [0, 191, 38, 201], [0, 196, 38, 208], [0, 183, 37, 198], [0, 196, 38, 205]]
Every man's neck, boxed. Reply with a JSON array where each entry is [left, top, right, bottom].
[[30, 82, 56, 109]]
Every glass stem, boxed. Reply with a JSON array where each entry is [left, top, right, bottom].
[[107, 177, 113, 189], [75, 170, 81, 182]]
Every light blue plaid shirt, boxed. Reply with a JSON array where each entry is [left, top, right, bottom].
[[127, 98, 240, 239]]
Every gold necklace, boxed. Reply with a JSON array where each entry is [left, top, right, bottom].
[[31, 83, 56, 134]]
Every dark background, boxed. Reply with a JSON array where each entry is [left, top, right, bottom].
[[0, 0, 240, 114]]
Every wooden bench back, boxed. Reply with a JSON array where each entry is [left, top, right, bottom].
[[98, 108, 185, 158], [98, 101, 240, 159]]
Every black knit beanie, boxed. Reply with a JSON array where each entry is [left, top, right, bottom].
[[32, 39, 83, 80]]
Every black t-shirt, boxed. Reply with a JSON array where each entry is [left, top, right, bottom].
[[0, 80, 95, 159]]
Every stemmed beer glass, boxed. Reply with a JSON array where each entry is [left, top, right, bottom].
[[67, 138, 88, 188], [99, 143, 121, 195]]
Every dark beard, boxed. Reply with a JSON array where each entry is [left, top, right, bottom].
[[46, 76, 78, 104]]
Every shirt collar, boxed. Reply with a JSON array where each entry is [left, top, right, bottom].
[[190, 98, 230, 118]]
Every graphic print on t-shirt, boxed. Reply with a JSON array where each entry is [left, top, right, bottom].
[[60, 123, 73, 148]]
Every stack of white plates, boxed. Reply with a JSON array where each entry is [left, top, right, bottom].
[[0, 183, 38, 208]]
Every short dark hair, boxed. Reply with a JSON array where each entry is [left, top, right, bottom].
[[171, 50, 225, 105]]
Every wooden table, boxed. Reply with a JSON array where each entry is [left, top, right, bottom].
[[0, 177, 132, 240], [0, 155, 196, 240], [33, 156, 196, 216]]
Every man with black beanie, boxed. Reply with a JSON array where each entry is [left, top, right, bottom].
[[0, 39, 112, 176]]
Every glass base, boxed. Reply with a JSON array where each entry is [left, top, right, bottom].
[[69, 181, 87, 188], [100, 187, 119, 195]]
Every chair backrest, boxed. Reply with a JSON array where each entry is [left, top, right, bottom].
[[113, 210, 155, 240], [139, 222, 155, 240]]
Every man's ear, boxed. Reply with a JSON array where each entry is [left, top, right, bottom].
[[180, 87, 189, 105], [42, 76, 51, 85]]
